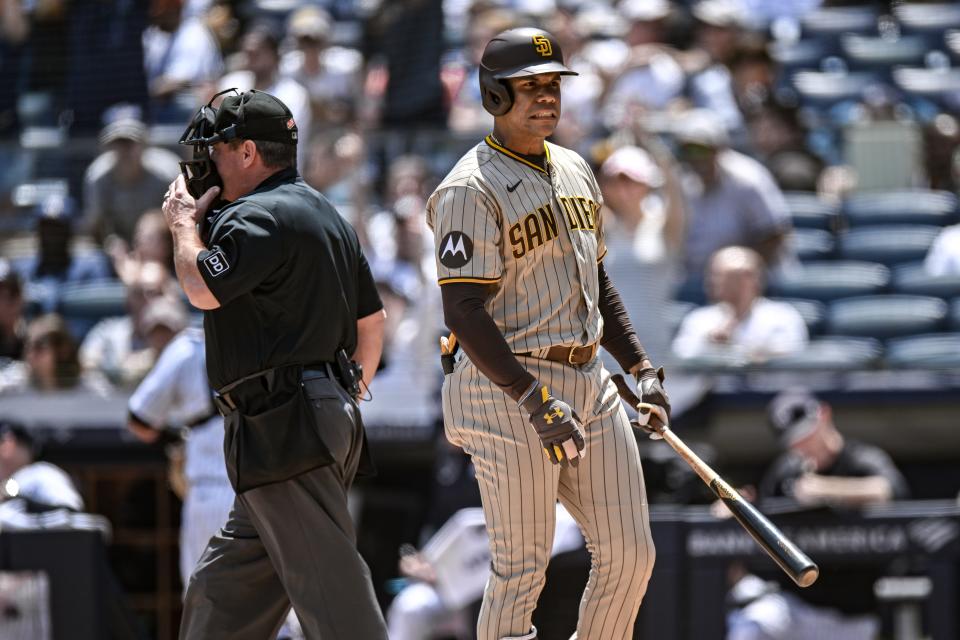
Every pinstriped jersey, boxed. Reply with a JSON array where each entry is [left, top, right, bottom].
[[426, 136, 606, 353]]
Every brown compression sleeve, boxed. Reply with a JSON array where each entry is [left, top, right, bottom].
[[598, 262, 650, 373], [441, 282, 536, 402]]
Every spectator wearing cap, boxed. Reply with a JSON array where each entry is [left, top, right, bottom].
[[723, 388, 909, 640], [675, 109, 795, 278], [79, 261, 180, 387], [280, 6, 363, 128], [0, 260, 25, 361], [0, 420, 83, 519], [143, 0, 223, 123], [599, 142, 686, 365], [81, 115, 181, 245], [12, 194, 113, 315], [761, 389, 909, 505], [219, 24, 312, 170], [671, 246, 807, 365]]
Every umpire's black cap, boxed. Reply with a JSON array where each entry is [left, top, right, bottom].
[[213, 90, 298, 145], [480, 27, 578, 80]]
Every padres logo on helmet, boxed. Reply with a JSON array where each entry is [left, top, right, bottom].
[[532, 35, 552, 57], [478, 28, 577, 116]]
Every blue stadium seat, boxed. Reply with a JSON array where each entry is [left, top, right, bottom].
[[891, 262, 960, 298], [885, 333, 960, 368], [56, 280, 128, 340], [768, 261, 890, 301], [826, 295, 948, 339], [770, 39, 832, 74], [792, 70, 882, 108], [802, 6, 880, 41], [840, 34, 927, 71], [892, 66, 960, 103], [843, 189, 957, 226], [769, 298, 827, 335], [836, 225, 941, 266], [766, 336, 883, 370], [894, 3, 960, 37], [784, 192, 840, 230], [791, 228, 835, 261]]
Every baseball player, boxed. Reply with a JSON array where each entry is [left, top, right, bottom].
[[127, 325, 234, 585], [426, 28, 671, 640]]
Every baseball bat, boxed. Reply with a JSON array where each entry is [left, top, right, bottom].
[[611, 376, 819, 588]]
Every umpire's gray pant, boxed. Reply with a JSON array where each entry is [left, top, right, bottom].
[[178, 410, 387, 639]]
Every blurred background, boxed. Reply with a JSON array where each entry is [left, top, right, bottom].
[[0, 0, 959, 638]]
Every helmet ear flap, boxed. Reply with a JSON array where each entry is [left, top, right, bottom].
[[480, 69, 512, 116]]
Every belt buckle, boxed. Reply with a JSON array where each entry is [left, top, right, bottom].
[[567, 346, 579, 366]]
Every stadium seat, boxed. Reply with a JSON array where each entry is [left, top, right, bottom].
[[841, 34, 927, 71], [791, 228, 835, 261], [826, 295, 948, 339], [843, 189, 957, 226], [891, 262, 960, 298], [792, 70, 882, 108], [885, 333, 960, 368], [765, 336, 883, 370], [769, 298, 826, 335], [894, 3, 960, 37], [56, 280, 128, 339], [892, 66, 960, 102], [836, 225, 941, 266], [802, 6, 880, 41], [784, 192, 840, 230], [768, 261, 890, 301], [769, 39, 831, 74]]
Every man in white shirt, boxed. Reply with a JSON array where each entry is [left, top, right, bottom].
[[924, 224, 960, 276], [672, 246, 807, 364]]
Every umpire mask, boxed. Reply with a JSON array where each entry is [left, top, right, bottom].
[[178, 88, 239, 200]]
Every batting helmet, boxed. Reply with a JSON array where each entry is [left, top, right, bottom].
[[479, 28, 578, 116]]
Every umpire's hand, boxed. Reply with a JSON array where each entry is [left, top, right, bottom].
[[520, 383, 586, 468]]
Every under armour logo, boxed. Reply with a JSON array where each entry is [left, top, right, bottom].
[[532, 35, 552, 57], [543, 407, 564, 425], [439, 231, 473, 269]]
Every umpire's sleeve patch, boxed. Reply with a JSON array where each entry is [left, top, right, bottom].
[[202, 248, 231, 277], [439, 232, 473, 269]]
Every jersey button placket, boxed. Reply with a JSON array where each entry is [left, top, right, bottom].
[[548, 161, 593, 343]]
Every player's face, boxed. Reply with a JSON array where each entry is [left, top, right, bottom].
[[504, 73, 562, 139]]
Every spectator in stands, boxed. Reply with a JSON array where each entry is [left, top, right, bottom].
[[219, 23, 312, 169], [724, 389, 909, 640], [13, 194, 112, 315], [79, 261, 181, 387], [0, 260, 25, 362], [686, 0, 749, 137], [676, 109, 795, 277], [598, 141, 685, 365], [280, 6, 362, 129], [923, 223, 960, 277], [81, 114, 181, 245], [0, 314, 109, 395], [672, 246, 807, 364], [0, 420, 83, 515], [744, 103, 823, 192], [108, 210, 175, 287], [143, 0, 222, 124]]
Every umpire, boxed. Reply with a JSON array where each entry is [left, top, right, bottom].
[[162, 89, 389, 639]]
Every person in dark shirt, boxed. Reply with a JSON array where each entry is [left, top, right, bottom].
[[163, 89, 388, 639], [760, 389, 909, 506], [0, 260, 25, 361], [726, 389, 910, 640]]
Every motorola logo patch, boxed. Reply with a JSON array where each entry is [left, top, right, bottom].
[[439, 232, 473, 269]]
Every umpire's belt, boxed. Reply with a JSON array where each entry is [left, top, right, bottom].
[[516, 343, 598, 366], [212, 363, 334, 416]]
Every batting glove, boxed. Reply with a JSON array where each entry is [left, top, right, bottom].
[[611, 367, 671, 439], [519, 383, 586, 468]]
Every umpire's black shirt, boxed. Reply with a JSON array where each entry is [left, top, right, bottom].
[[196, 167, 382, 390]]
